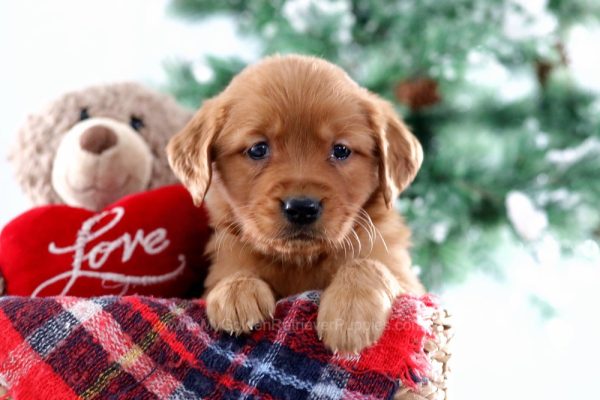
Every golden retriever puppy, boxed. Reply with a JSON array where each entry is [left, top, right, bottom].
[[167, 54, 424, 353]]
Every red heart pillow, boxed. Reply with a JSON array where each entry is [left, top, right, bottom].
[[0, 185, 211, 297]]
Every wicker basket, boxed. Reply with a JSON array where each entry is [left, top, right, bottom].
[[395, 307, 453, 400]]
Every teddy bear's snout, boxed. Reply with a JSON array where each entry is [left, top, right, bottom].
[[79, 125, 118, 155]]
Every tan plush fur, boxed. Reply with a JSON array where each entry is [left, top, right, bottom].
[[9, 82, 192, 210], [168, 54, 425, 353]]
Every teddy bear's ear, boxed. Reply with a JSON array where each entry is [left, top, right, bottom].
[[167, 97, 228, 206]]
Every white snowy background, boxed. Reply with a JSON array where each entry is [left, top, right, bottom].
[[1, 1, 599, 398]]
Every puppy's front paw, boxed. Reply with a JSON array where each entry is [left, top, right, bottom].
[[317, 287, 393, 354], [206, 275, 275, 335]]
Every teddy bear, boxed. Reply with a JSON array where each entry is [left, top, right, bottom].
[[0, 82, 196, 295], [9, 82, 193, 211]]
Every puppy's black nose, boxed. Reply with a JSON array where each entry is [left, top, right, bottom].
[[282, 197, 322, 225]]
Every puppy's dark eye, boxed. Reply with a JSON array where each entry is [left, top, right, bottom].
[[331, 144, 351, 160], [247, 141, 270, 160], [130, 116, 144, 131], [79, 108, 90, 121]]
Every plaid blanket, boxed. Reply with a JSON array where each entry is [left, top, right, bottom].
[[0, 292, 438, 400]]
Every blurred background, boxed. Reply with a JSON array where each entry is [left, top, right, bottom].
[[1, 0, 599, 398]]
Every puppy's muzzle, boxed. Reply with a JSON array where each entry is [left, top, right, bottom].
[[281, 197, 322, 225]]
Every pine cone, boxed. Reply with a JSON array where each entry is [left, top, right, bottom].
[[395, 77, 441, 111], [535, 41, 569, 87], [535, 60, 554, 87]]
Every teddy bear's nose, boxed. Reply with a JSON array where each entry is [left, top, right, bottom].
[[79, 125, 118, 155]]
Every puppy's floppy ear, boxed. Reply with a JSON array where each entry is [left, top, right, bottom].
[[167, 98, 227, 206], [365, 97, 423, 209]]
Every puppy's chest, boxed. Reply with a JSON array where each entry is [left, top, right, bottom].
[[259, 258, 338, 298]]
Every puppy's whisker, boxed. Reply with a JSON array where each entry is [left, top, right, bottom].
[[350, 228, 362, 257], [214, 232, 226, 259], [327, 232, 343, 255], [354, 218, 374, 256], [355, 212, 376, 256], [355, 210, 370, 234], [343, 234, 355, 258], [360, 208, 390, 255], [359, 209, 377, 241], [332, 229, 346, 258], [344, 231, 354, 255], [213, 221, 237, 260], [324, 228, 343, 258]]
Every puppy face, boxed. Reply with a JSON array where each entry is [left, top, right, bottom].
[[168, 55, 422, 257]]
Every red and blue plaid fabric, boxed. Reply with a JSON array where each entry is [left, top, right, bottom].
[[0, 291, 437, 400]]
